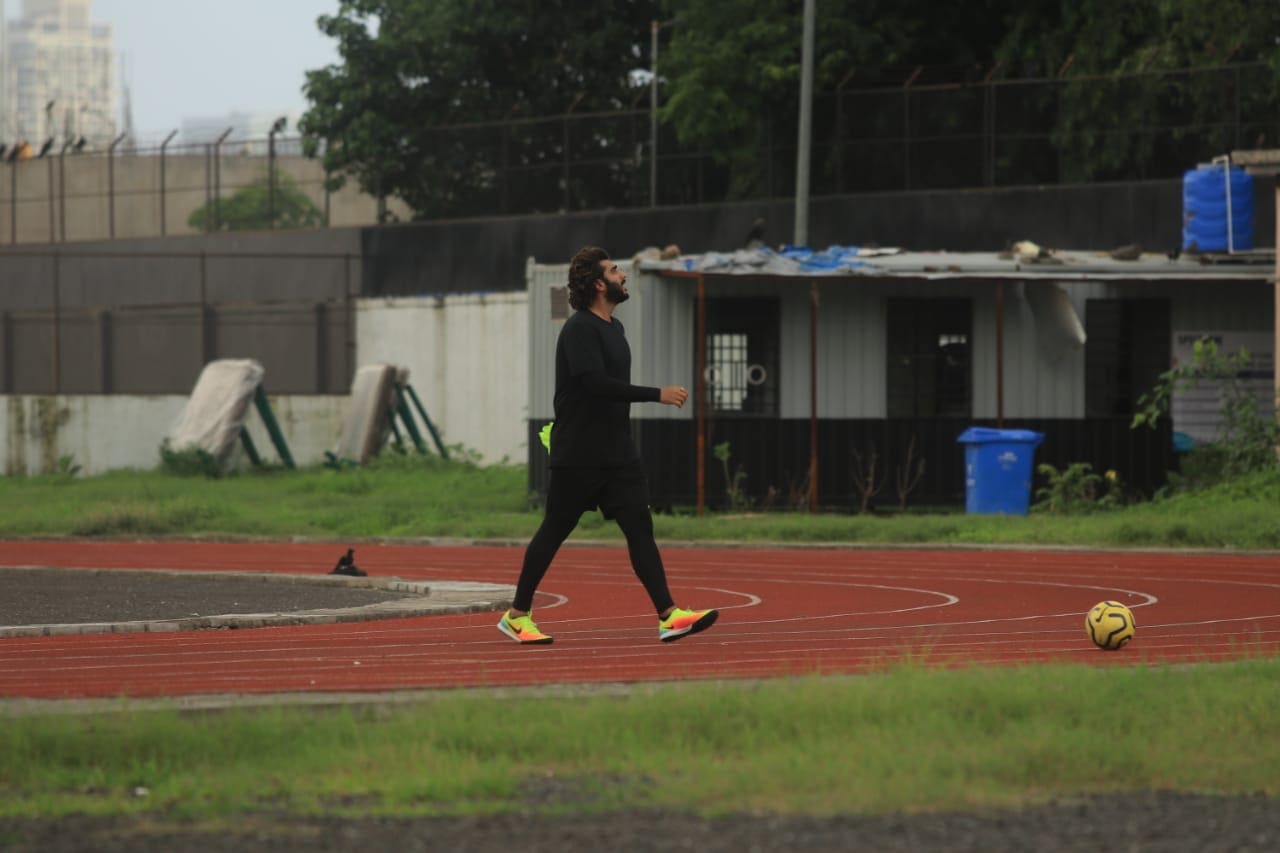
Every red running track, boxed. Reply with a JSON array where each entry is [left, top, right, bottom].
[[2, 541, 1278, 700]]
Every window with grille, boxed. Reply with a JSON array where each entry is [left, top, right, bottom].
[[886, 298, 972, 417], [703, 298, 779, 416]]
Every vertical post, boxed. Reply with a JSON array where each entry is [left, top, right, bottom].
[[9, 162, 15, 243], [159, 129, 177, 236], [51, 251, 60, 393], [695, 272, 707, 516], [97, 308, 112, 392], [996, 280, 1005, 428], [107, 132, 126, 238], [46, 155, 55, 241], [902, 66, 922, 190], [809, 279, 819, 512], [650, 19, 659, 207], [203, 143, 213, 232], [198, 251, 211, 366], [323, 168, 332, 226], [268, 134, 276, 228], [793, 0, 815, 247], [1274, 175, 1279, 456], [344, 253, 355, 384], [562, 113, 571, 211], [0, 310, 11, 392], [314, 301, 327, 392], [984, 80, 993, 186], [834, 70, 855, 193], [268, 117, 286, 229], [499, 124, 509, 214], [213, 127, 232, 231], [58, 139, 71, 241]]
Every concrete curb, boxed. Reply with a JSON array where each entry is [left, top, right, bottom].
[[0, 566, 514, 639]]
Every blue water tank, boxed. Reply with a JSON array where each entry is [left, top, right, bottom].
[[1182, 163, 1254, 253]]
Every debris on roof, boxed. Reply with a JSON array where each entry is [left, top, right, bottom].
[[633, 244, 1274, 280]]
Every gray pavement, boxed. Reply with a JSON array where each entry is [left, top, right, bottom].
[[0, 566, 514, 638]]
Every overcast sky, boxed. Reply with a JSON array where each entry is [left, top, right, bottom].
[[86, 0, 341, 142]]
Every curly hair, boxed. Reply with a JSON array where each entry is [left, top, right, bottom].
[[566, 246, 609, 311]]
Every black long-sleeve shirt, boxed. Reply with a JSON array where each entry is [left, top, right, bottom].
[[550, 309, 659, 468]]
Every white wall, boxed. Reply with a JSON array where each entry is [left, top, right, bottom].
[[0, 291, 530, 475], [357, 291, 528, 465], [2, 393, 347, 476]]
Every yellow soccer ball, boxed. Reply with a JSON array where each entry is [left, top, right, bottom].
[[1086, 600, 1136, 650]]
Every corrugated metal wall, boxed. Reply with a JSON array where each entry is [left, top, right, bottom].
[[528, 266, 1273, 427]]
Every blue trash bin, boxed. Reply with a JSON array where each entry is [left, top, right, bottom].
[[957, 427, 1045, 515]]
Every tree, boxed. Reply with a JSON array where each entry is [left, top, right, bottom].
[[994, 0, 1280, 181], [656, 0, 1020, 199], [299, 0, 658, 218], [188, 169, 324, 232]]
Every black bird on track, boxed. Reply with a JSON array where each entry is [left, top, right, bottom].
[[330, 548, 367, 577]]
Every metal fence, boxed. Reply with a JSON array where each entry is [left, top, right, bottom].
[[0, 134, 391, 245], [2, 62, 1273, 232], [0, 249, 358, 395]]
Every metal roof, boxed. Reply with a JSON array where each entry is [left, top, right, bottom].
[[635, 245, 1275, 281]]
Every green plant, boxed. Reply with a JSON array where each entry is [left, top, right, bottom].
[[187, 168, 323, 232], [713, 441, 752, 511], [158, 440, 224, 479], [1033, 462, 1102, 514], [54, 454, 81, 478], [1133, 337, 1280, 483]]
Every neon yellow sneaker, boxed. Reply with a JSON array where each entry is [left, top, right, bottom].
[[658, 607, 718, 642], [497, 610, 553, 645]]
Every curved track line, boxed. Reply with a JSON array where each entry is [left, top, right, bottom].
[[0, 542, 1277, 701]]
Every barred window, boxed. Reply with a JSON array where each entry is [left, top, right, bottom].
[[703, 298, 779, 416]]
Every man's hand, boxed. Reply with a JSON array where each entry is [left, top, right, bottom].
[[659, 386, 689, 408]]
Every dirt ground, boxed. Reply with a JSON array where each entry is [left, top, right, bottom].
[[2, 791, 1277, 852]]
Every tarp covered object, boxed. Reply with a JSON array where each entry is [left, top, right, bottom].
[[167, 359, 264, 464], [332, 363, 401, 465]]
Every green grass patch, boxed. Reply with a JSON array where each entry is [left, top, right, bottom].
[[2, 660, 1277, 819], [4, 462, 1280, 549]]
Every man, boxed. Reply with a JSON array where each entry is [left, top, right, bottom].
[[497, 246, 718, 645]]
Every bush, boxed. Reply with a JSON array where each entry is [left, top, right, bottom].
[[1034, 462, 1129, 514], [159, 440, 224, 478]]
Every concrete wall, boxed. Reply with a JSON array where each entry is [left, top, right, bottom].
[[356, 291, 529, 465], [0, 290, 530, 476], [1, 393, 347, 477], [362, 179, 1277, 296], [0, 152, 411, 245]]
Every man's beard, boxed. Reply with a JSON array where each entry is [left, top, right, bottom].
[[605, 279, 630, 305]]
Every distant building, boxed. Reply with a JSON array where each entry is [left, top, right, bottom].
[[180, 110, 304, 155], [1, 0, 116, 148]]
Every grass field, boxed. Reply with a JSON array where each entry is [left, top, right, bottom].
[[1, 457, 1277, 822], [3, 660, 1278, 819], [3, 454, 1280, 549]]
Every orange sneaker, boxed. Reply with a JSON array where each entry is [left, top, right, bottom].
[[497, 610, 553, 645], [658, 607, 718, 642]]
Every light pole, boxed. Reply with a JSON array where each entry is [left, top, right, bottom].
[[793, 0, 815, 247], [649, 19, 674, 207], [267, 116, 287, 229]]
